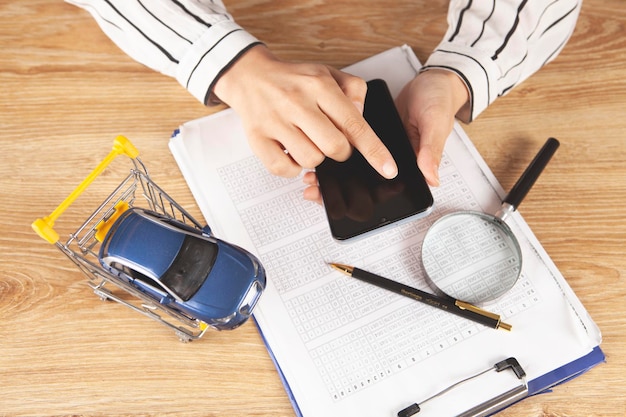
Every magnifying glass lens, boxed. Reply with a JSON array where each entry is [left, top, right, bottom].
[[421, 212, 522, 304]]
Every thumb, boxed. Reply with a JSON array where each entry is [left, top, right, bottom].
[[416, 140, 441, 187], [409, 119, 446, 187]]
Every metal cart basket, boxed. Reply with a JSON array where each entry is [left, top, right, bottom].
[[32, 136, 209, 342]]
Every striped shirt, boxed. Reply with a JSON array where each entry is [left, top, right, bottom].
[[67, 0, 582, 121]]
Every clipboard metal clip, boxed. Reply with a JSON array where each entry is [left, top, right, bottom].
[[398, 357, 528, 417]]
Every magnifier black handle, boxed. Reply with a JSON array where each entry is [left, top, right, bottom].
[[504, 137, 560, 209]]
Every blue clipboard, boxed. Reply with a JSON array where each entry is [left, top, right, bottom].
[[257, 316, 604, 417], [528, 345, 605, 395]]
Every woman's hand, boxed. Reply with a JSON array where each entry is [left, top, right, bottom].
[[214, 45, 398, 180], [394, 68, 469, 187]]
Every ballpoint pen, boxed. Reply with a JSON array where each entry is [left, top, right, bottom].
[[329, 263, 512, 331]]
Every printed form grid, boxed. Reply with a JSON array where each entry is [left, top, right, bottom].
[[217, 153, 540, 401]]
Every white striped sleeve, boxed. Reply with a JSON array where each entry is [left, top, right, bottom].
[[66, 0, 261, 105], [423, 0, 582, 122]]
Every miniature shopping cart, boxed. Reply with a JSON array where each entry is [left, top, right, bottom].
[[32, 136, 210, 342]]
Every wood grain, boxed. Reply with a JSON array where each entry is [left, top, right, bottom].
[[1, 1, 624, 416]]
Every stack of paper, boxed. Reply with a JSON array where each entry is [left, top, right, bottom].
[[169, 46, 603, 417]]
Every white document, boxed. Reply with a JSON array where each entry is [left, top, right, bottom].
[[169, 46, 602, 417]]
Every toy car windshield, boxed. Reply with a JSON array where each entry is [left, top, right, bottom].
[[160, 234, 218, 301]]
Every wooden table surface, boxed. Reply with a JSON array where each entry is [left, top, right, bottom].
[[1, 1, 624, 416]]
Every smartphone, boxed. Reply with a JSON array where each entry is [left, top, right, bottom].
[[316, 79, 434, 241]]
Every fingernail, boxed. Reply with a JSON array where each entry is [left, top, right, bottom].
[[383, 161, 398, 178]]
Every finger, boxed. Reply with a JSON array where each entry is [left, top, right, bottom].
[[328, 68, 367, 113], [322, 70, 398, 179], [247, 133, 302, 177], [416, 143, 441, 187], [302, 185, 323, 205], [412, 117, 447, 187], [405, 120, 442, 187], [277, 124, 326, 169], [289, 95, 353, 163], [302, 171, 318, 185], [400, 116, 442, 187], [302, 172, 323, 204]]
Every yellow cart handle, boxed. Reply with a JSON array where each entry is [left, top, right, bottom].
[[32, 135, 139, 244]]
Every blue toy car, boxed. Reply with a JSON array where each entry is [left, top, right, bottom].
[[98, 207, 266, 330]]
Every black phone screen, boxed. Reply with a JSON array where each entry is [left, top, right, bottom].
[[316, 79, 434, 241]]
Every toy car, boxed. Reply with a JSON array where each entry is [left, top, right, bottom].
[[98, 206, 266, 331]]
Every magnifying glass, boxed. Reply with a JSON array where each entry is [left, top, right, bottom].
[[421, 138, 560, 305]]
